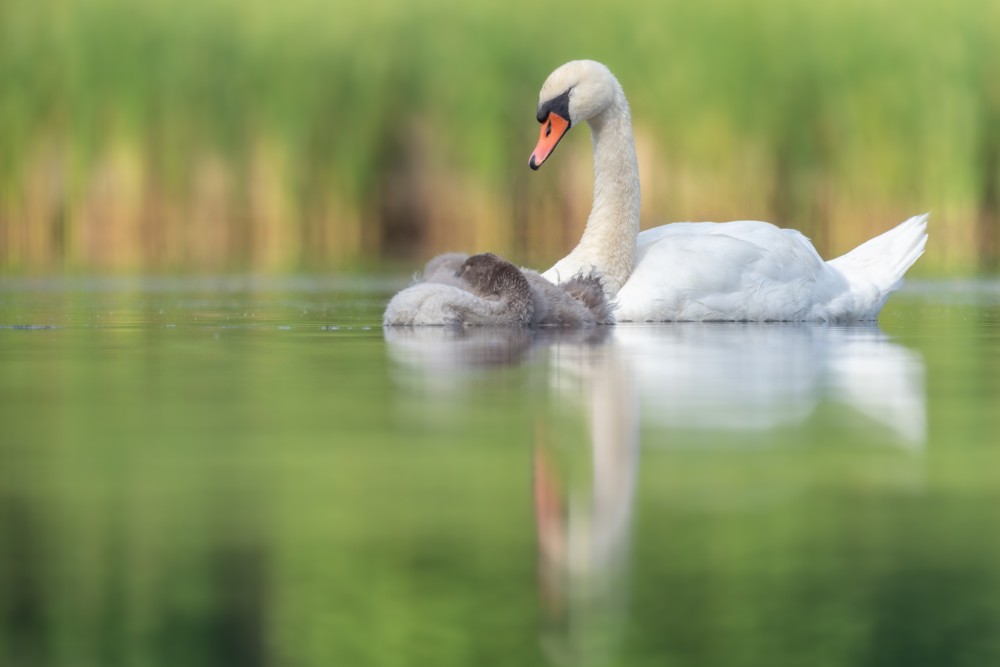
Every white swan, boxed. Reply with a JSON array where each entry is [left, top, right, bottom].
[[530, 60, 928, 322]]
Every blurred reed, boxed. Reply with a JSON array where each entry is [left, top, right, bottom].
[[0, 0, 997, 273]]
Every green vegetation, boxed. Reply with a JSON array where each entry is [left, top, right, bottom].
[[1, 0, 998, 271]]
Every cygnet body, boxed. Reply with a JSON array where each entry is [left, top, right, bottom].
[[522, 266, 613, 327], [383, 252, 613, 327]]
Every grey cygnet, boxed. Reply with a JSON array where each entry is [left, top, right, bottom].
[[383, 252, 614, 327]]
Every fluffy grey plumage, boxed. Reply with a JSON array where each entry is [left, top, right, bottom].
[[457, 253, 535, 325], [383, 252, 614, 327], [524, 268, 614, 326], [419, 252, 470, 287]]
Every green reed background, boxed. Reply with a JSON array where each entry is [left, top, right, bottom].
[[1, 0, 998, 273]]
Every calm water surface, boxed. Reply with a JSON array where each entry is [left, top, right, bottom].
[[2, 275, 1000, 667]]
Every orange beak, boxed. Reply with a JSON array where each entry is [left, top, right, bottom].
[[529, 112, 571, 170]]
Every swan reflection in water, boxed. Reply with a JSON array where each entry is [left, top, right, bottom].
[[383, 323, 926, 664], [615, 324, 926, 445], [384, 323, 925, 444]]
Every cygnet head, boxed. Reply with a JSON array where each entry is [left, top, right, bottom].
[[458, 253, 531, 300], [529, 60, 625, 170]]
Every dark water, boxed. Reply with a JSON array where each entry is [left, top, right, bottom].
[[2, 275, 1000, 667]]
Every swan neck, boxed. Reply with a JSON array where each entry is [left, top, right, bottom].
[[580, 99, 641, 296]]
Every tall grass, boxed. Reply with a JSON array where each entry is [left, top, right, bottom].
[[0, 0, 997, 272]]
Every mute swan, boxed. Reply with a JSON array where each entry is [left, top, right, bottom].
[[530, 60, 928, 322], [383, 252, 613, 326]]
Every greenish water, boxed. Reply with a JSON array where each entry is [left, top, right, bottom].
[[2, 276, 1000, 667]]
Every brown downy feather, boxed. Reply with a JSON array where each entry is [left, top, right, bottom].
[[561, 271, 616, 324]]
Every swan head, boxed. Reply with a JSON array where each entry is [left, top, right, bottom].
[[529, 60, 621, 170]]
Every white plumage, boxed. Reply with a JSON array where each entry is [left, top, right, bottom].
[[532, 60, 928, 322]]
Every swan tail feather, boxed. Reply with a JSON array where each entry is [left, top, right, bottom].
[[828, 213, 928, 296]]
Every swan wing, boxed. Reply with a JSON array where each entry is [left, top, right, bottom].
[[616, 221, 848, 321]]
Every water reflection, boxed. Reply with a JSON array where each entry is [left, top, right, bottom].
[[385, 323, 925, 443], [0, 497, 47, 666], [384, 323, 927, 665], [533, 334, 638, 666], [615, 324, 926, 445]]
